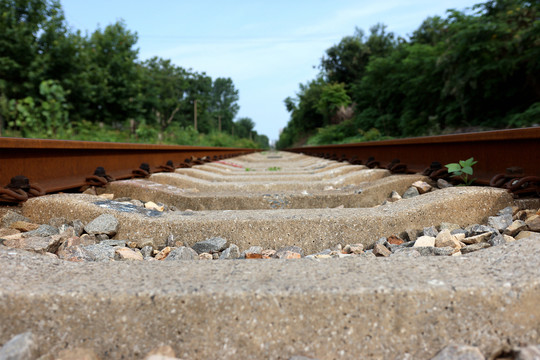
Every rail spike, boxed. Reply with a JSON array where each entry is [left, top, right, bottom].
[[0, 175, 45, 203]]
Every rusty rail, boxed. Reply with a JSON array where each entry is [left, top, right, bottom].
[[287, 127, 540, 196], [0, 138, 259, 197]]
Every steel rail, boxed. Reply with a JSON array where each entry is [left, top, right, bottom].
[[287, 127, 540, 186], [0, 138, 259, 194]]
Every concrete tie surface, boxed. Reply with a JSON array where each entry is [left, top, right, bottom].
[[1, 238, 539, 359], [22, 187, 513, 251], [107, 174, 428, 210]]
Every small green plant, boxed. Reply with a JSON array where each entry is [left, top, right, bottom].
[[245, 167, 254, 172], [445, 157, 477, 185], [267, 166, 281, 171]]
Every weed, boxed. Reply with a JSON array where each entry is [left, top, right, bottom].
[[445, 157, 477, 185]]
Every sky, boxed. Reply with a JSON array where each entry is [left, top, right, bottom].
[[60, 0, 480, 143]]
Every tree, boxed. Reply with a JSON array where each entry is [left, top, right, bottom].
[[0, 0, 67, 100], [316, 82, 351, 124], [320, 32, 367, 86], [234, 117, 255, 139], [86, 21, 141, 125], [140, 57, 188, 137], [208, 77, 239, 133]]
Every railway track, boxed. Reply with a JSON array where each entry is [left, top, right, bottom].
[[1, 130, 540, 359], [288, 127, 540, 197], [1, 127, 538, 204], [0, 138, 258, 202]]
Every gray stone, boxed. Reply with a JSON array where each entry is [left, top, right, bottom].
[[165, 246, 198, 260], [70, 219, 85, 236], [289, 356, 319, 360], [423, 226, 438, 238], [99, 240, 126, 247], [219, 244, 240, 260], [0, 210, 30, 228], [3, 235, 63, 255], [23, 224, 59, 238], [141, 246, 154, 258], [461, 242, 491, 254], [82, 244, 116, 261], [466, 224, 497, 237], [450, 229, 467, 236], [191, 237, 228, 254], [487, 213, 513, 232], [413, 247, 437, 256], [402, 186, 420, 199], [433, 247, 456, 256], [488, 234, 507, 247], [437, 178, 453, 189], [431, 343, 484, 360], [56, 244, 94, 262], [96, 234, 109, 241], [275, 246, 305, 258], [516, 345, 540, 360], [84, 214, 119, 237], [497, 206, 514, 217], [0, 332, 39, 360]]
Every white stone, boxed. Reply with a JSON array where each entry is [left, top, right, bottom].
[[413, 236, 435, 247]]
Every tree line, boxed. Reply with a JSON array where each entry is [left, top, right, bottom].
[[277, 0, 539, 149], [0, 0, 269, 148]]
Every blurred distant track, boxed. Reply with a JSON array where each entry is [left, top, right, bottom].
[[0, 138, 258, 196], [287, 127, 540, 196]]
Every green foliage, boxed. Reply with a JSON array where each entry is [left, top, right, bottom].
[[507, 102, 540, 127], [306, 120, 357, 145], [234, 117, 255, 139], [316, 83, 351, 123], [278, 0, 540, 148], [307, 123, 390, 146], [6, 79, 70, 138], [445, 157, 478, 185], [267, 167, 281, 171], [0, 0, 267, 147]]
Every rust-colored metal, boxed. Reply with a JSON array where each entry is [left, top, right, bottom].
[[0, 138, 259, 194], [288, 127, 540, 188], [159, 160, 175, 172], [0, 175, 45, 203], [85, 167, 116, 188]]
